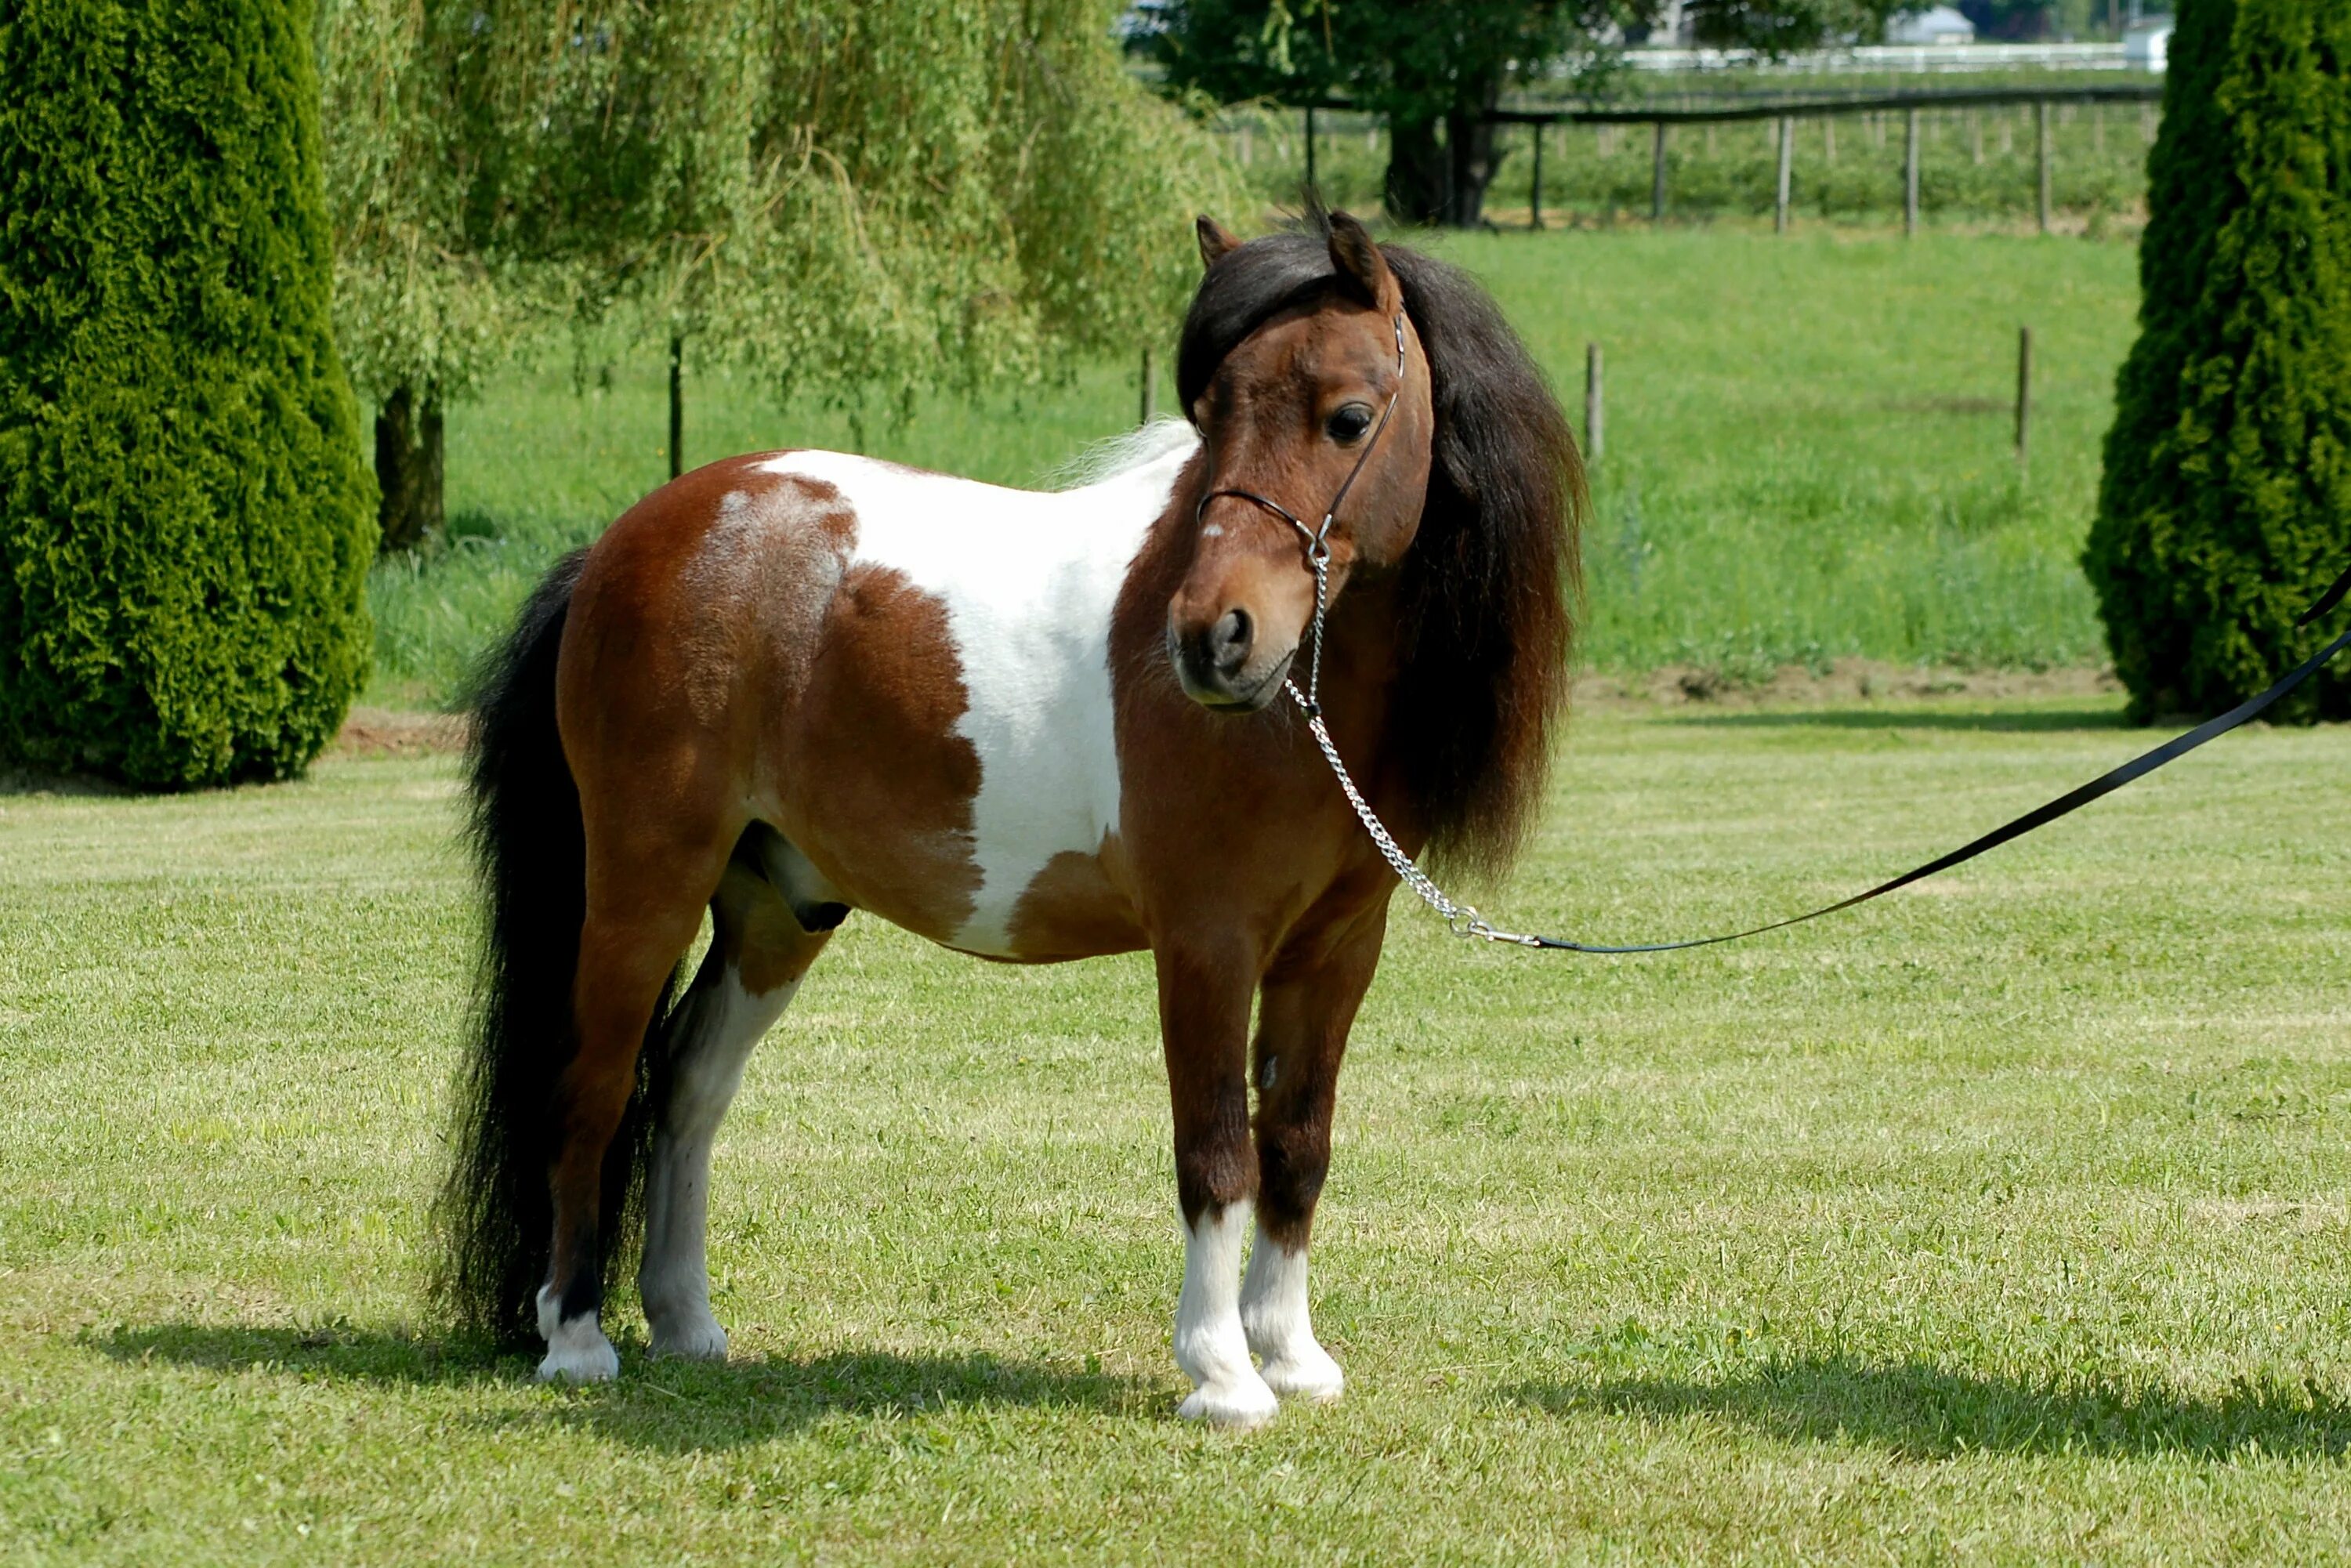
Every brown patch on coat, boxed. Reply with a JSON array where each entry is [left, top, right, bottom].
[[773, 563, 983, 946], [1003, 838, 1147, 961]]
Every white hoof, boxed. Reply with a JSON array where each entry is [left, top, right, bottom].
[[647, 1310, 729, 1363], [1178, 1371, 1280, 1429], [1259, 1345, 1345, 1403], [536, 1286, 619, 1382], [537, 1329, 619, 1382]]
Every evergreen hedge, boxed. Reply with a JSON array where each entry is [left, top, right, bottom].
[[0, 0, 375, 787], [2085, 0, 2351, 722]]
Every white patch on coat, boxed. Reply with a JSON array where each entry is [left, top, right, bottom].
[[536, 1286, 619, 1382], [1240, 1229, 1344, 1402], [758, 440, 1195, 956], [1172, 1199, 1279, 1428], [639, 963, 799, 1361]]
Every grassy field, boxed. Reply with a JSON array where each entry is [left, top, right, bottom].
[[368, 228, 2139, 706], [6, 696, 2351, 1563]]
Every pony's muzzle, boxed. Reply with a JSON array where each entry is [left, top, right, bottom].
[[1168, 605, 1295, 712]]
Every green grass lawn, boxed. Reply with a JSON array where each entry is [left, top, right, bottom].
[[369, 227, 2139, 705], [6, 696, 2349, 1563]]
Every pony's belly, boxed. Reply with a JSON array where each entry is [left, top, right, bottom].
[[958, 838, 1146, 962], [784, 748, 1144, 962]]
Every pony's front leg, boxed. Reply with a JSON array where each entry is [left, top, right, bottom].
[[1155, 942, 1278, 1429], [1241, 907, 1386, 1404]]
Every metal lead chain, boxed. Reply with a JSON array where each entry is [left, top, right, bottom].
[[1281, 491, 1543, 946], [1283, 679, 1543, 945]]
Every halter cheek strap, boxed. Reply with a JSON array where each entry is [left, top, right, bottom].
[[1192, 311, 1409, 717]]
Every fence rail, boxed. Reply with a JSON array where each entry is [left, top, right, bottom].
[[1487, 81, 2164, 126], [1266, 81, 2164, 235], [1607, 42, 2148, 74]]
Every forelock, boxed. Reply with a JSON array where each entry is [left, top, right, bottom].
[[1174, 227, 1339, 417]]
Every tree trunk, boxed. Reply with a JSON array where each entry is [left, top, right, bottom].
[[1383, 79, 1505, 228], [1443, 106, 1504, 227], [1384, 114, 1448, 226], [373, 383, 444, 554]]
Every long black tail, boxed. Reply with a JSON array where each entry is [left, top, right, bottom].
[[430, 549, 682, 1343]]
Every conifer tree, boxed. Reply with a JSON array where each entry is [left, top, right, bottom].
[[2085, 0, 2351, 721], [0, 0, 376, 786]]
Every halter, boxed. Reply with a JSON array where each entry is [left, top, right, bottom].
[[1192, 310, 1408, 722]]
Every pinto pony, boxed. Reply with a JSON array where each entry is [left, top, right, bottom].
[[433, 208, 1581, 1426]]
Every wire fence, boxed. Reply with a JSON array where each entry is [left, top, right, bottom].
[[1210, 82, 2164, 233]]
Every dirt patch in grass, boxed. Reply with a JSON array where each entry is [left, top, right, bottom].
[[1575, 660, 2121, 710], [334, 667, 2125, 756], [335, 706, 469, 757]]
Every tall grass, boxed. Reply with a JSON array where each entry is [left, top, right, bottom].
[[368, 229, 2139, 706]]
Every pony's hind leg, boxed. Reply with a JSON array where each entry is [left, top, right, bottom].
[[639, 838, 839, 1360], [1240, 910, 1385, 1404], [538, 815, 730, 1382]]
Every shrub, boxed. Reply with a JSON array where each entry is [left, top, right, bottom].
[[2085, 0, 2351, 722], [0, 0, 375, 787]]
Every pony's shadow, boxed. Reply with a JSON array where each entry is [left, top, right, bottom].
[[1510, 1353, 2351, 1461], [93, 1322, 1151, 1450], [0, 766, 133, 798]]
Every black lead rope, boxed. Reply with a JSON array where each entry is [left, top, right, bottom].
[[1295, 554, 2351, 955], [1517, 561, 2351, 954]]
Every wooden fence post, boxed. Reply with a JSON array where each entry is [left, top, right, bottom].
[[1531, 120, 1545, 230], [1904, 108, 1921, 237], [1650, 122, 1668, 223], [1140, 345, 1156, 426], [1304, 105, 1317, 192], [2036, 100, 2053, 234], [2015, 325, 2032, 468], [1585, 342, 1604, 465], [667, 334, 684, 480], [1775, 115, 1793, 234]]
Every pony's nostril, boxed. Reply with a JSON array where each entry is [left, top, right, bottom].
[[1210, 608, 1252, 673]]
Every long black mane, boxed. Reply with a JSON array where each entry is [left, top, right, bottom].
[[1176, 210, 1584, 877]]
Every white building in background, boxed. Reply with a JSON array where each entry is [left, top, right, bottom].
[[1888, 6, 1976, 45], [2124, 17, 2175, 71]]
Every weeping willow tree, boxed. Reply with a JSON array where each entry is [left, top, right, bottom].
[[442, 0, 1237, 470], [320, 0, 522, 551]]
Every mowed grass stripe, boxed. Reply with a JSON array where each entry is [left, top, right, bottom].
[[3, 699, 2349, 1563]]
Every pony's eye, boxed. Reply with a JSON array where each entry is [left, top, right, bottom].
[[1326, 404, 1374, 444]]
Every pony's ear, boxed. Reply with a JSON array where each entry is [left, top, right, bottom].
[[1196, 215, 1241, 270], [1326, 210, 1396, 307]]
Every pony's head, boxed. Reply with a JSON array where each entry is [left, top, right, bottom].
[[1166, 205, 1585, 877], [1166, 209, 1435, 711]]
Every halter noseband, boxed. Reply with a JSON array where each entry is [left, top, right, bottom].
[[1191, 310, 1410, 719]]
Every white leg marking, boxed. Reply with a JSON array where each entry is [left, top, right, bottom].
[[1173, 1199, 1279, 1429], [640, 965, 796, 1360], [536, 1285, 618, 1382], [1241, 1226, 1344, 1403]]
